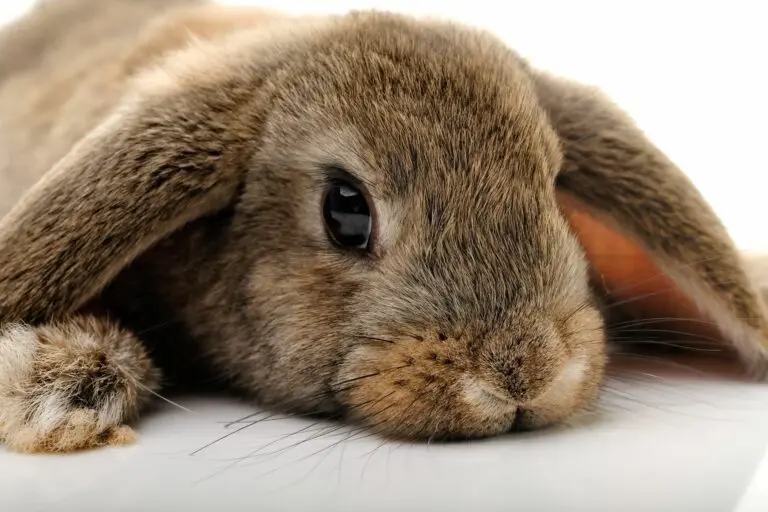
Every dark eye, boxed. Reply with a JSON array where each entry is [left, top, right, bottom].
[[322, 179, 372, 251]]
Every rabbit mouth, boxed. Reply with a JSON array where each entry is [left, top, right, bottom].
[[462, 377, 518, 409]]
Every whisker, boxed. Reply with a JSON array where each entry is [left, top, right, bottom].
[[605, 368, 669, 381], [617, 327, 724, 343], [219, 370, 394, 429], [589, 399, 637, 416], [332, 363, 413, 389], [594, 252, 740, 298], [599, 384, 738, 422], [191, 359, 411, 456], [602, 287, 690, 312], [190, 416, 282, 456], [604, 375, 717, 406], [226, 426, 387, 487], [360, 437, 392, 482], [237, 421, 338, 462], [281, 426, 381, 468], [609, 352, 710, 376], [211, 389, 401, 471], [228, 410, 391, 473], [612, 339, 722, 353], [112, 360, 195, 414], [142, 385, 195, 413], [283, 428, 355, 488], [564, 300, 593, 324], [222, 385, 347, 429], [193, 422, 337, 483], [611, 317, 722, 329], [352, 334, 397, 345], [223, 410, 269, 428]]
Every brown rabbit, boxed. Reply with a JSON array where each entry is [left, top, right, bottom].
[[1, 0, 766, 453]]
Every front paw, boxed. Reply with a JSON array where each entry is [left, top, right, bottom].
[[0, 317, 160, 453]]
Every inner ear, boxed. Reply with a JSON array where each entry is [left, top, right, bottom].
[[555, 191, 732, 351]]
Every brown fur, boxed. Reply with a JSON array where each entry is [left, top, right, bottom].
[[0, 0, 765, 452], [0, 315, 158, 452]]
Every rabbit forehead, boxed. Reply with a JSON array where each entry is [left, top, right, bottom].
[[134, 9, 561, 200], [253, 12, 562, 186]]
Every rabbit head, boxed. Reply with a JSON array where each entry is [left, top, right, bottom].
[[0, 8, 765, 441]]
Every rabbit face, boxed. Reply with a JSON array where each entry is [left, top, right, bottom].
[[178, 13, 607, 439]]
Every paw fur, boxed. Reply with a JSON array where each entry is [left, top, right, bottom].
[[0, 317, 160, 453]]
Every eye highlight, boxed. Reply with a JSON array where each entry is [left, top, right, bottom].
[[322, 172, 372, 252]]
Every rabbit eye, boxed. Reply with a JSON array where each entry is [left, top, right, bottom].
[[322, 178, 372, 252]]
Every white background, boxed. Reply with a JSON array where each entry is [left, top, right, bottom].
[[1, 1, 768, 511]]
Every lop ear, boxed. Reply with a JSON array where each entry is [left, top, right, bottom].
[[532, 71, 768, 376], [0, 77, 257, 325]]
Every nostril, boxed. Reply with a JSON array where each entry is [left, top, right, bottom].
[[502, 356, 523, 378], [493, 352, 559, 403]]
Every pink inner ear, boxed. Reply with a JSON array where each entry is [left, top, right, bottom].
[[555, 192, 726, 345]]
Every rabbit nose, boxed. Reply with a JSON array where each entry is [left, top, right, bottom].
[[486, 332, 569, 403], [463, 352, 587, 424]]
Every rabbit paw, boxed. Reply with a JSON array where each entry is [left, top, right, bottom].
[[0, 317, 160, 453]]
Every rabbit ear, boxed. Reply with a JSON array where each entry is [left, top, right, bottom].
[[0, 76, 254, 325], [532, 71, 768, 376]]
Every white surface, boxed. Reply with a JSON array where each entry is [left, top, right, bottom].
[[1, 1, 768, 511], [738, 445, 768, 512], [3, 360, 768, 512]]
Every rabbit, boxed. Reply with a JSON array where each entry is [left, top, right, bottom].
[[1, 0, 767, 453]]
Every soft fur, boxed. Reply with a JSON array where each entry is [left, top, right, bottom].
[[0, 0, 765, 452]]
